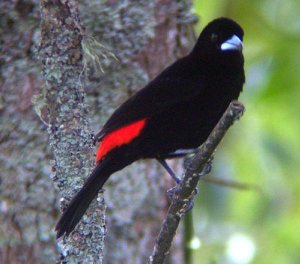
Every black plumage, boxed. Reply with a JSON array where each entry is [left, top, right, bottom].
[[56, 17, 245, 238]]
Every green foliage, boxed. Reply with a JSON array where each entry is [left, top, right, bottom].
[[191, 1, 300, 263]]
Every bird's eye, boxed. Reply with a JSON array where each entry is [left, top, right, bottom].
[[211, 33, 218, 42]]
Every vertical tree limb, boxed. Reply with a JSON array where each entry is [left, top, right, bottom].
[[40, 0, 105, 262], [149, 101, 245, 264]]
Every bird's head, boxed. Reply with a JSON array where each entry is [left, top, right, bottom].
[[192, 17, 244, 66]]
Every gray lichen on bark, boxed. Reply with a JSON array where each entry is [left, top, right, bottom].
[[0, 1, 59, 263], [40, 0, 105, 262]]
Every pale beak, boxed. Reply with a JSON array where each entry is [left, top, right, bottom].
[[221, 35, 243, 51]]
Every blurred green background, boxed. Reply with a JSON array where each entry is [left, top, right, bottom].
[[190, 1, 300, 263]]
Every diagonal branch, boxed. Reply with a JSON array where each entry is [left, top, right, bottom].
[[148, 101, 245, 264]]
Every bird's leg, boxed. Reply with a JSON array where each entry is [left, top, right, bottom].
[[158, 153, 211, 215], [167, 156, 213, 215], [157, 159, 181, 184], [156, 149, 198, 187]]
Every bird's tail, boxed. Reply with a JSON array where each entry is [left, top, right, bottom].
[[55, 152, 135, 238]]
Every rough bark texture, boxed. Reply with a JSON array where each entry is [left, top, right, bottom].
[[39, 0, 106, 262], [0, 1, 58, 263], [0, 0, 196, 263]]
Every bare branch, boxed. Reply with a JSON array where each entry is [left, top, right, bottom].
[[149, 101, 245, 264], [202, 175, 262, 193]]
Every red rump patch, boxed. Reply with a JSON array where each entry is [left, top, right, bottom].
[[96, 118, 147, 162]]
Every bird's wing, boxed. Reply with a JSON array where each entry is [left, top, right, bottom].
[[95, 56, 205, 142]]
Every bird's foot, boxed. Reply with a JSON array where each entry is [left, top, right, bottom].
[[167, 186, 199, 215], [167, 185, 178, 201], [199, 159, 213, 176], [181, 187, 198, 215]]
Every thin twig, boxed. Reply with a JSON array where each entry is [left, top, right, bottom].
[[148, 101, 245, 264], [202, 175, 262, 193]]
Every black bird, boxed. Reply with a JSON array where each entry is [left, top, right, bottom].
[[56, 17, 245, 238]]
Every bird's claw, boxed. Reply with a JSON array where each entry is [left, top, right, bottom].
[[167, 186, 178, 201], [199, 160, 212, 176], [181, 187, 198, 215], [167, 186, 199, 216]]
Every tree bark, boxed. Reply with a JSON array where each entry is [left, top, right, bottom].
[[0, 1, 58, 263], [40, 0, 106, 262], [0, 0, 195, 263]]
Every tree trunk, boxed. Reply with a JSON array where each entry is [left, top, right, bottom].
[[0, 0, 195, 263]]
